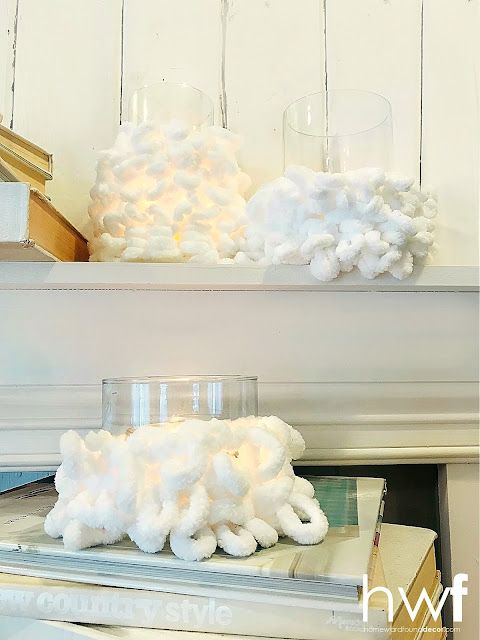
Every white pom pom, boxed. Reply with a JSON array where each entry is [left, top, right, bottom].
[[174, 171, 201, 190], [163, 119, 189, 141], [389, 250, 414, 279], [147, 181, 167, 199], [88, 118, 250, 264], [310, 248, 340, 282]]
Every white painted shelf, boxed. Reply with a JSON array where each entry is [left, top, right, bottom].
[[0, 263, 477, 291], [1, 261, 478, 469]]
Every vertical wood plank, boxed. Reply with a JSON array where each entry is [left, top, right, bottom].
[[325, 0, 422, 179], [122, 0, 221, 122], [422, 0, 479, 265], [225, 0, 325, 190], [0, 0, 18, 125], [12, 0, 122, 233]]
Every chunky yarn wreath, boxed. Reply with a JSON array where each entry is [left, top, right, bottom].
[[45, 416, 329, 561]]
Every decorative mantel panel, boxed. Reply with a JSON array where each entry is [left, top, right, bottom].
[[0, 381, 477, 470], [0, 264, 477, 470]]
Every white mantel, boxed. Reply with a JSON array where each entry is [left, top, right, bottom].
[[0, 380, 478, 470], [0, 263, 478, 470], [0, 262, 477, 291], [1, 262, 478, 639]]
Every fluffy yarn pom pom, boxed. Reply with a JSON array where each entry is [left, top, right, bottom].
[[244, 166, 437, 281], [89, 125, 436, 283], [88, 121, 251, 263], [46, 416, 328, 559]]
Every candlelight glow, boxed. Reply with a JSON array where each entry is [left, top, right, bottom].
[[45, 416, 329, 561], [88, 120, 251, 263]]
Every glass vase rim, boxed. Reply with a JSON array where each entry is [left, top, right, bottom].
[[128, 80, 215, 123], [102, 374, 258, 385], [283, 88, 392, 140]]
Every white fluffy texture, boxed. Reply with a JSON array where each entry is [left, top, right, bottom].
[[45, 416, 328, 561], [242, 166, 437, 280], [88, 121, 251, 263], [89, 127, 436, 282]]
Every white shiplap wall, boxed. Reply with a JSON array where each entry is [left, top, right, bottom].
[[0, 0, 478, 264]]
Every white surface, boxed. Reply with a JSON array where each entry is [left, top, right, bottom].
[[11, 0, 122, 238], [122, 0, 221, 123], [0, 262, 477, 291], [0, 618, 118, 640], [0, 289, 476, 384], [0, 0, 17, 127], [444, 464, 480, 640], [421, 0, 479, 266], [0, 0, 477, 265], [326, 0, 422, 180], [0, 480, 380, 601], [0, 523, 432, 638], [0, 617, 252, 640], [225, 0, 324, 190], [0, 182, 29, 241]]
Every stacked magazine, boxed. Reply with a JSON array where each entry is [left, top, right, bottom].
[[0, 476, 443, 639]]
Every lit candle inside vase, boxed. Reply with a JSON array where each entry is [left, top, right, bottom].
[[88, 82, 251, 263], [45, 375, 329, 559]]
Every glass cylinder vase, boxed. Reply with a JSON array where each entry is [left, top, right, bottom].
[[283, 89, 392, 173], [128, 81, 214, 130], [102, 375, 258, 435]]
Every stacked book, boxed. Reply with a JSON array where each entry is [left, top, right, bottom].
[[0, 122, 52, 193], [0, 477, 446, 639], [0, 123, 88, 261]]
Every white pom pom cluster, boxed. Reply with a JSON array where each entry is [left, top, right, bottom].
[[241, 166, 437, 280], [88, 121, 251, 263], [45, 416, 328, 561], [88, 121, 437, 280]]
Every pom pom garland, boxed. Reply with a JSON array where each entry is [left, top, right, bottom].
[[45, 416, 329, 561]]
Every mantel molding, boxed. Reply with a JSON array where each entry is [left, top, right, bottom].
[[0, 263, 477, 292], [1, 382, 477, 470], [1, 266, 477, 469]]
